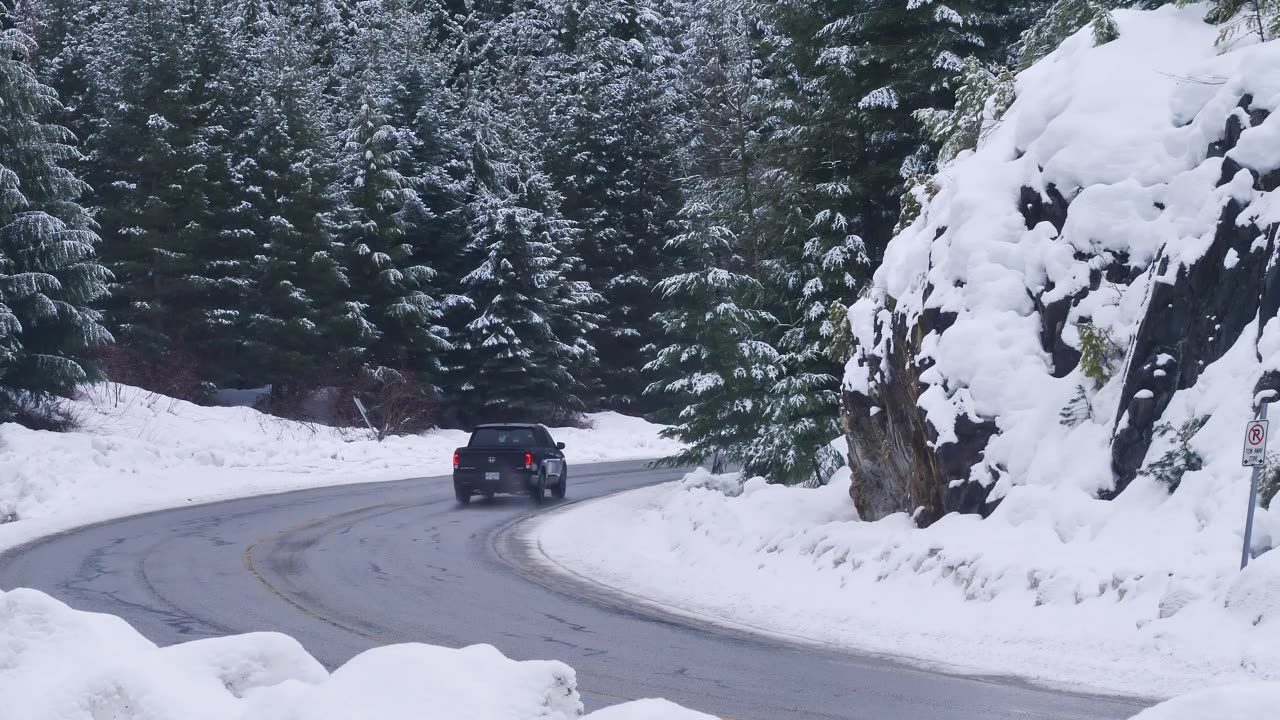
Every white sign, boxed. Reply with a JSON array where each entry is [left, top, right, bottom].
[[1243, 419, 1269, 467]]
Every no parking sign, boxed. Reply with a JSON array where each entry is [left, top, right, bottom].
[[1243, 419, 1269, 467]]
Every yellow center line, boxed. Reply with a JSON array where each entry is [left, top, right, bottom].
[[242, 502, 736, 719]]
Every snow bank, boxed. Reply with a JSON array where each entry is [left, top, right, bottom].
[[0, 587, 705, 719], [537, 468, 1280, 698], [1130, 682, 1280, 719], [0, 383, 682, 552]]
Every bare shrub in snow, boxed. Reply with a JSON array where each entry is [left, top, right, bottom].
[[94, 345, 213, 405], [4, 391, 84, 432]]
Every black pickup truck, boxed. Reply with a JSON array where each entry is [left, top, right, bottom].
[[452, 423, 567, 505]]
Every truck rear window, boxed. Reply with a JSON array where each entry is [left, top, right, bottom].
[[469, 428, 537, 447]]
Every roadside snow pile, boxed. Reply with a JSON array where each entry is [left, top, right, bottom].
[[1130, 682, 1280, 719], [537, 469, 1280, 698], [0, 383, 682, 551], [535, 6, 1280, 700], [0, 587, 712, 719]]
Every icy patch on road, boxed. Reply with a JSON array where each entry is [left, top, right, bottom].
[[0, 587, 713, 719], [0, 383, 682, 553]]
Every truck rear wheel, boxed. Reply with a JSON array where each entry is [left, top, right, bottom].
[[531, 470, 546, 505], [456, 489, 471, 506]]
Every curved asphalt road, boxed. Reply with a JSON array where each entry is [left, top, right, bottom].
[[0, 459, 1146, 719]]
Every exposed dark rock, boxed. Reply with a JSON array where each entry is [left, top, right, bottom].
[[843, 311, 946, 524], [1110, 196, 1272, 492], [1261, 169, 1280, 194], [1033, 287, 1085, 378], [1217, 156, 1254, 187], [939, 414, 1001, 516], [1209, 112, 1245, 158], [1019, 184, 1069, 232], [1253, 370, 1280, 413]]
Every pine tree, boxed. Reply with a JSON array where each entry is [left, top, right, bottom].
[[0, 0, 111, 426], [454, 117, 600, 423], [646, 202, 780, 471], [527, 0, 689, 411], [1195, 0, 1280, 45], [84, 0, 255, 395], [913, 56, 1016, 167], [336, 80, 448, 380], [328, 1, 462, 398], [236, 8, 350, 403], [648, 0, 781, 467], [436, 1, 601, 423], [1018, 0, 1133, 67]]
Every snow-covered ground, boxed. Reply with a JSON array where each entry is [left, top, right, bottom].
[[0, 586, 712, 720], [0, 383, 682, 553], [0, 574, 1272, 720], [534, 468, 1280, 701]]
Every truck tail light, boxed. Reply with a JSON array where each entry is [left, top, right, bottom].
[[453, 452, 459, 468], [525, 452, 533, 469]]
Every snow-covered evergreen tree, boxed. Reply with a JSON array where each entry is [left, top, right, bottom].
[[453, 117, 599, 422], [337, 79, 449, 380], [331, 1, 456, 392], [647, 0, 781, 465], [0, 0, 111, 425], [646, 202, 780, 471], [1018, 0, 1132, 67], [527, 0, 689, 410], [235, 8, 350, 402], [81, 0, 255, 393], [444, 2, 600, 423], [1192, 0, 1280, 44], [914, 56, 1016, 167]]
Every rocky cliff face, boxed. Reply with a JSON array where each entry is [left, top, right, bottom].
[[842, 8, 1280, 526]]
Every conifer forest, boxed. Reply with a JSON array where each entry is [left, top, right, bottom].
[[1, 0, 1229, 484]]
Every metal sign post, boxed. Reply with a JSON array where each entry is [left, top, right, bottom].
[[1241, 403, 1271, 570], [352, 397, 378, 439]]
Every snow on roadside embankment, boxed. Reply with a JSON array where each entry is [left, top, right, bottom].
[[538, 7, 1280, 707], [0, 383, 682, 552], [537, 469, 1280, 704], [0, 587, 711, 720]]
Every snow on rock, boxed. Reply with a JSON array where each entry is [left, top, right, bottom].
[[1128, 682, 1280, 719], [841, 4, 1280, 524], [0, 587, 702, 719], [0, 383, 683, 553]]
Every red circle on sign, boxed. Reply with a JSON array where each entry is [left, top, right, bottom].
[[1250, 424, 1265, 445]]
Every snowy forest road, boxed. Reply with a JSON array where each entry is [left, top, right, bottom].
[[0, 459, 1143, 719]]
